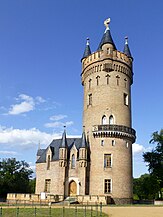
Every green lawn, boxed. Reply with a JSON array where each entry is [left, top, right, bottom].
[[0, 207, 108, 217]]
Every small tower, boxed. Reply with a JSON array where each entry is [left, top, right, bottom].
[[59, 128, 68, 167], [81, 18, 136, 204], [79, 128, 88, 167]]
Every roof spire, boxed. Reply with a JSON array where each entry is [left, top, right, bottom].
[[123, 36, 133, 59], [81, 37, 91, 61], [81, 126, 87, 148], [60, 126, 68, 148], [98, 17, 116, 50]]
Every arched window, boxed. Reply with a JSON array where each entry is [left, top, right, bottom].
[[102, 115, 107, 125], [71, 154, 75, 169], [109, 115, 114, 125]]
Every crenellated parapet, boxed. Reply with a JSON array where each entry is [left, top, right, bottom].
[[81, 49, 133, 85]]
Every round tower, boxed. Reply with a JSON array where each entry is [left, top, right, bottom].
[[81, 18, 136, 204]]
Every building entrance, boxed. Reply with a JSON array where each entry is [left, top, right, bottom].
[[69, 180, 77, 196]]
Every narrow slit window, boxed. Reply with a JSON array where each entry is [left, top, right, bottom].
[[106, 74, 110, 85], [71, 154, 75, 169], [47, 155, 50, 170], [88, 94, 92, 106], [96, 76, 100, 86], [89, 79, 92, 89], [124, 93, 128, 106]]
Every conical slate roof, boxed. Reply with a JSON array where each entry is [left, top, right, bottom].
[[81, 38, 91, 61], [59, 129, 68, 148], [98, 27, 116, 50], [81, 130, 87, 148], [123, 36, 132, 59]]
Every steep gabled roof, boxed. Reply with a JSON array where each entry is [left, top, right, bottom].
[[36, 137, 82, 163]]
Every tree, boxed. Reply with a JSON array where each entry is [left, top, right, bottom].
[[133, 174, 160, 200], [0, 158, 33, 198], [143, 129, 163, 198]]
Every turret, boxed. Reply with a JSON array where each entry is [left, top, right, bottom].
[[79, 129, 88, 167], [59, 128, 68, 167], [123, 36, 133, 60], [81, 38, 91, 61]]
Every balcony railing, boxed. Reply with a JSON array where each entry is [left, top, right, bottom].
[[92, 124, 136, 142]]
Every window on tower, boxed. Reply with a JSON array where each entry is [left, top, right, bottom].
[[88, 94, 92, 106], [104, 179, 112, 193], [102, 115, 107, 125], [116, 75, 120, 86], [124, 93, 128, 106], [104, 154, 112, 168], [106, 74, 110, 85], [44, 179, 51, 193], [124, 78, 127, 88], [89, 79, 92, 89], [109, 115, 114, 124], [96, 76, 100, 86]]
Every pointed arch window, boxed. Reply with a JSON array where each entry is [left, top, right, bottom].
[[96, 76, 100, 86], [109, 115, 114, 125], [116, 75, 120, 86], [106, 74, 110, 85], [71, 154, 75, 169], [102, 115, 107, 125]]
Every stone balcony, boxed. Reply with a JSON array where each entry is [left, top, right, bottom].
[[92, 124, 136, 142]]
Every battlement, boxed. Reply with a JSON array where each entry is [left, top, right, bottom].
[[82, 49, 132, 71]]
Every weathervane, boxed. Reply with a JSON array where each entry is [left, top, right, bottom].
[[104, 18, 111, 29]]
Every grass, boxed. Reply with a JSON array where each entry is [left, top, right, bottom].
[[0, 207, 108, 217]]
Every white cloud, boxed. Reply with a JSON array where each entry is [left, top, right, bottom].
[[35, 96, 46, 104], [0, 150, 18, 155], [45, 114, 73, 129], [50, 114, 67, 121], [7, 94, 45, 115], [133, 143, 144, 154], [0, 125, 61, 148], [45, 121, 73, 128]]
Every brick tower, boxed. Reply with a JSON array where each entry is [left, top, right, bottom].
[[81, 18, 136, 204]]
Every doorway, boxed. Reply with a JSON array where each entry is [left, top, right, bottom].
[[69, 180, 77, 196]]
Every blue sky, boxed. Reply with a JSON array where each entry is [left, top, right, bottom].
[[0, 0, 162, 178]]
